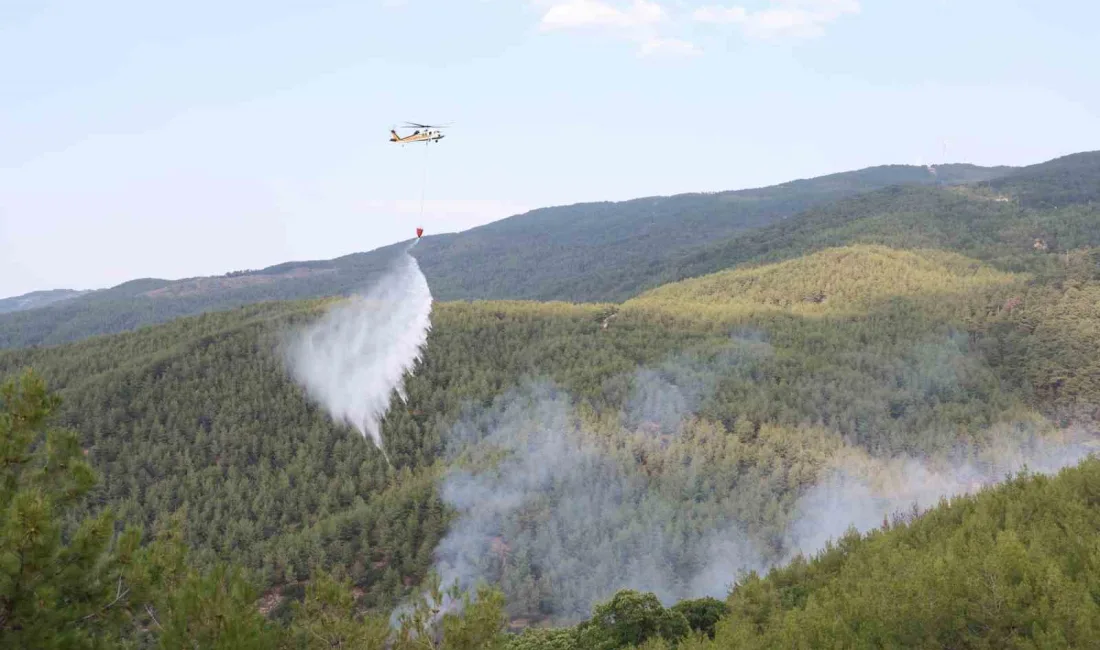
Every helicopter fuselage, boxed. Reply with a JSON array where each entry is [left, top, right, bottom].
[[390, 129, 444, 143]]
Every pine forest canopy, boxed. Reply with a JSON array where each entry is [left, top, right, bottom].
[[1, 148, 1100, 648]]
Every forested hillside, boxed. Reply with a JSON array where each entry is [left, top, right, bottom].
[[412, 162, 1008, 303], [3, 150, 1100, 648], [710, 457, 1100, 648], [984, 149, 1100, 208], [3, 236, 1098, 634], [0, 161, 1009, 350], [0, 249, 410, 350], [0, 288, 89, 314], [506, 458, 1100, 649], [4, 151, 1094, 353], [8, 364, 1100, 648], [10, 363, 1100, 649], [655, 150, 1100, 289]]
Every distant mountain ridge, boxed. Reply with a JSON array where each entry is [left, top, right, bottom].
[[0, 288, 92, 314], [7, 154, 1091, 350], [414, 162, 1013, 303], [649, 150, 1100, 288]]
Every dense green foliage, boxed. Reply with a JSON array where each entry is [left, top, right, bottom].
[[669, 598, 727, 640], [506, 459, 1100, 650], [0, 370, 514, 649], [0, 162, 1010, 349], [0, 299, 714, 612], [983, 149, 1100, 208], [13, 365, 1099, 649], [0, 368, 279, 649], [715, 458, 1100, 648], [414, 163, 1007, 304], [3, 240, 1098, 633], [3, 150, 1099, 646], [655, 151, 1100, 290]]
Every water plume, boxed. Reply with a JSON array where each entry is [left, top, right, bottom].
[[284, 242, 432, 457]]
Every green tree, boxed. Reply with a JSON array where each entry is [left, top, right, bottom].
[[670, 597, 728, 640], [505, 627, 579, 650], [575, 590, 690, 650], [0, 369, 143, 649], [283, 569, 389, 650], [393, 573, 509, 650], [0, 369, 280, 649], [155, 563, 277, 650]]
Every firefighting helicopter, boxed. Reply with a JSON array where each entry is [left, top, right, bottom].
[[389, 122, 449, 145], [389, 122, 449, 242]]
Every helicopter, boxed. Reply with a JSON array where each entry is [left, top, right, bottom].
[[389, 122, 448, 144]]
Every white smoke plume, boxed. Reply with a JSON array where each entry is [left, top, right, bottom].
[[433, 381, 660, 620], [284, 243, 432, 455], [430, 374, 1098, 623], [778, 427, 1100, 564], [623, 330, 772, 435]]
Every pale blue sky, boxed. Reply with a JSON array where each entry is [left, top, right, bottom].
[[2, 0, 1098, 297]]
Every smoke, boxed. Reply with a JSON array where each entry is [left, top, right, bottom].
[[434, 380, 689, 620], [429, 332, 776, 619], [657, 419, 1099, 605], [623, 330, 772, 435], [779, 426, 1100, 564], [284, 243, 432, 454], [429, 342, 1098, 623]]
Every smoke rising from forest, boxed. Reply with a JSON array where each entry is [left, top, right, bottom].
[[284, 244, 432, 453], [623, 329, 772, 434], [431, 333, 1098, 622], [691, 428, 1099, 599], [778, 430, 1099, 564]]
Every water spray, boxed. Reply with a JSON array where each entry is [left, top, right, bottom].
[[284, 240, 433, 465]]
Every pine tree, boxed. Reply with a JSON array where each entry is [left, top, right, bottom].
[[0, 368, 137, 649]]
